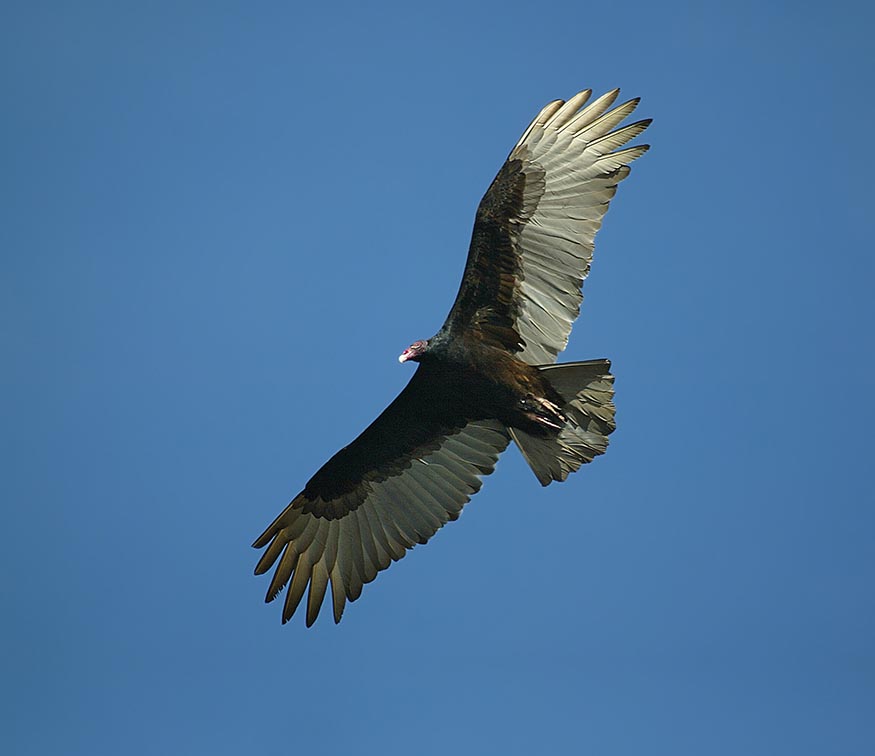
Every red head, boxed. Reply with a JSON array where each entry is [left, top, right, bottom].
[[398, 339, 428, 363]]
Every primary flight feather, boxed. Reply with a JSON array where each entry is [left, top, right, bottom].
[[253, 87, 650, 625]]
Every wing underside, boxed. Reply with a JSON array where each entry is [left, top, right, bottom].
[[253, 375, 510, 625], [444, 88, 650, 364]]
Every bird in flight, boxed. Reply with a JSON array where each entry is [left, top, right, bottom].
[[254, 87, 650, 626]]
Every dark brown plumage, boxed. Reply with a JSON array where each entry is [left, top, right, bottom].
[[253, 88, 650, 625]]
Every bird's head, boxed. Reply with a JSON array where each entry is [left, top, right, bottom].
[[398, 339, 429, 363]]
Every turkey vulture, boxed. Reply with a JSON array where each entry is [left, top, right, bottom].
[[254, 87, 650, 625]]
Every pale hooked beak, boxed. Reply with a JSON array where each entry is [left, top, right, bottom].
[[399, 340, 426, 363]]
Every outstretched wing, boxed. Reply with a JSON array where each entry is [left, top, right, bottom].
[[252, 367, 510, 626], [443, 88, 650, 364]]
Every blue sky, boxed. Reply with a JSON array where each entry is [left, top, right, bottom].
[[3, 2, 873, 754]]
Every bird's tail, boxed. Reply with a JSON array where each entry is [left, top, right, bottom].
[[509, 359, 616, 486]]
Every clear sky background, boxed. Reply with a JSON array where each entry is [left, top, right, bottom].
[[3, 2, 873, 754]]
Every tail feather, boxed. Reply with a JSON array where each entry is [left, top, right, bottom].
[[510, 359, 616, 486]]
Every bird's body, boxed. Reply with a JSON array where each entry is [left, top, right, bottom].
[[254, 87, 650, 625], [421, 332, 568, 433]]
